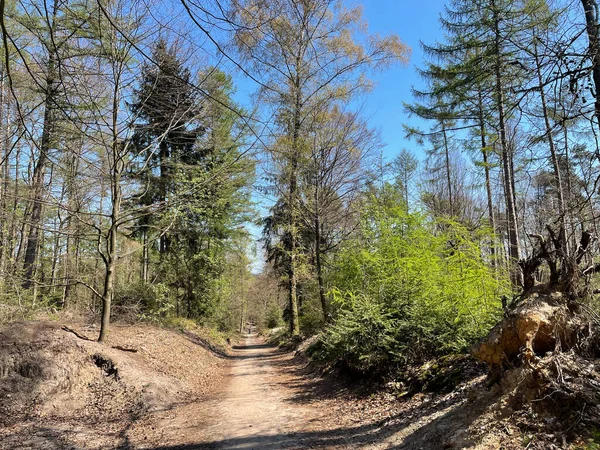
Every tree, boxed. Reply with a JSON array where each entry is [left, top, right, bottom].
[[14, 0, 65, 289], [93, 0, 139, 343], [409, 0, 550, 286], [321, 181, 507, 372], [230, 0, 408, 336], [129, 38, 201, 261], [581, 0, 600, 133], [159, 68, 255, 319], [299, 106, 379, 319], [391, 149, 418, 210]]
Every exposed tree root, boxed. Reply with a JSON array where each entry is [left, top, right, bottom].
[[473, 225, 600, 440]]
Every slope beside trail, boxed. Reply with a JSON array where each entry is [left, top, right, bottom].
[[0, 322, 504, 449]]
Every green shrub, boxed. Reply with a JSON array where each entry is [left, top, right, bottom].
[[299, 294, 325, 336], [264, 301, 284, 329], [113, 281, 172, 322], [319, 191, 508, 373]]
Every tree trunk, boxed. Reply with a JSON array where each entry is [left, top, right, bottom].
[[62, 144, 82, 309], [492, 1, 521, 286], [141, 227, 149, 282], [159, 140, 169, 256], [10, 138, 21, 273], [287, 62, 302, 338], [98, 64, 124, 343], [441, 121, 453, 217], [314, 212, 327, 321], [581, 0, 600, 133], [98, 221, 117, 343], [478, 91, 496, 265], [534, 39, 569, 261], [22, 49, 57, 289], [0, 70, 8, 281], [62, 229, 73, 309]]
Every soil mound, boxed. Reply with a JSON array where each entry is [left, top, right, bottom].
[[0, 321, 226, 449]]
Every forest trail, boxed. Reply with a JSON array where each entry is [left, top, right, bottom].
[[0, 323, 495, 449], [144, 332, 491, 450], [188, 333, 327, 449], [143, 331, 378, 449]]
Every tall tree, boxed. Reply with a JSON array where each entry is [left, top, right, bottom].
[[130, 39, 201, 261], [230, 0, 408, 336], [300, 106, 379, 319], [19, 0, 61, 288], [409, 0, 543, 285]]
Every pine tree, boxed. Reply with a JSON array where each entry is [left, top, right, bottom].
[[408, 0, 544, 285], [130, 39, 201, 262]]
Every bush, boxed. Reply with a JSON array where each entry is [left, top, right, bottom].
[[319, 191, 508, 374], [299, 294, 325, 336], [264, 302, 284, 329], [113, 281, 172, 322]]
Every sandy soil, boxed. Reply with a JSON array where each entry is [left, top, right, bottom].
[[0, 323, 516, 450], [137, 333, 500, 450], [139, 334, 334, 449]]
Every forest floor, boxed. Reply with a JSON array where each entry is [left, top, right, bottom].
[[0, 321, 566, 449]]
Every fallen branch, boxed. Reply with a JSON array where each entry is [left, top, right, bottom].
[[62, 326, 94, 342]]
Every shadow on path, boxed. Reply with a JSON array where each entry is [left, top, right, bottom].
[[140, 385, 494, 449], [139, 333, 497, 450]]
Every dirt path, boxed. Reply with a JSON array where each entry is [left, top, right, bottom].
[[1, 323, 496, 449], [141, 333, 492, 450], [194, 334, 324, 449], [143, 333, 339, 449]]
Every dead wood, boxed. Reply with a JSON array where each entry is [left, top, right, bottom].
[[473, 225, 598, 374]]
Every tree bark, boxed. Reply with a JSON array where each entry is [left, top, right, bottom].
[[0, 69, 8, 280], [441, 121, 453, 217], [534, 39, 569, 261], [286, 50, 302, 338], [492, 0, 521, 286], [478, 91, 497, 265], [98, 62, 124, 343], [22, 49, 57, 289], [141, 227, 149, 282], [581, 0, 600, 133], [159, 140, 169, 255], [314, 211, 328, 321]]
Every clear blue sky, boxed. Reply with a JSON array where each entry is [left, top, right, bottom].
[[358, 0, 447, 162]]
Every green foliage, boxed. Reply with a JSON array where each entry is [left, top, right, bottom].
[[113, 281, 172, 322], [319, 183, 508, 373], [0, 288, 52, 324], [162, 316, 198, 332], [298, 292, 325, 336], [572, 430, 600, 450], [125, 49, 255, 325], [265, 302, 284, 329]]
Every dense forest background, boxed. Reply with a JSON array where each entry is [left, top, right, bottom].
[[1, 0, 600, 374]]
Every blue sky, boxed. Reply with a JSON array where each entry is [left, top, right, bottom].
[[358, 0, 448, 161], [229, 0, 449, 163]]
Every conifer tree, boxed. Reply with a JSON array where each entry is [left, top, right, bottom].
[[130, 39, 201, 262], [230, 0, 408, 336], [408, 0, 542, 285]]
